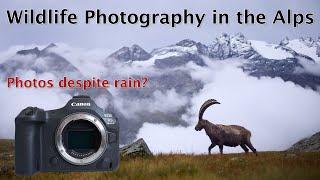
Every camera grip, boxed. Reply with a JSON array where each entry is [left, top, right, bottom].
[[15, 124, 40, 175], [15, 107, 45, 176]]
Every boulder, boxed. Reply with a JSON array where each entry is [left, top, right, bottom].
[[287, 132, 320, 152], [120, 138, 153, 158]]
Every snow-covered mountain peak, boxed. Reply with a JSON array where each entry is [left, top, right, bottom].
[[0, 44, 81, 79], [151, 42, 200, 57], [175, 39, 209, 56], [250, 40, 293, 60], [208, 33, 257, 59], [176, 39, 197, 47], [230, 33, 255, 58], [130, 44, 145, 52], [250, 36, 319, 62], [279, 37, 320, 63], [279, 37, 290, 46], [231, 33, 247, 43], [216, 33, 230, 45], [122, 34, 320, 67], [299, 37, 316, 47], [134, 40, 207, 68], [108, 44, 151, 62]]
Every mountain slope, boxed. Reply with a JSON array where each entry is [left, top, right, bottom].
[[0, 44, 131, 143], [103, 34, 320, 143], [128, 34, 320, 90], [288, 131, 320, 152], [0, 43, 82, 80], [107, 44, 151, 63]]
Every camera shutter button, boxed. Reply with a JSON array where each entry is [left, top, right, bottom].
[[24, 107, 34, 116]]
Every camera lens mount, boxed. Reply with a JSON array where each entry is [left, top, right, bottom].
[[55, 113, 107, 165]]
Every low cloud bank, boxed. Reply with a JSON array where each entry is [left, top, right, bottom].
[[137, 60, 320, 154], [0, 83, 71, 138], [1, 45, 320, 155]]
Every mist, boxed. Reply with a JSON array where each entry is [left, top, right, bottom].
[[0, 45, 320, 154], [296, 57, 320, 76], [137, 59, 320, 154], [0, 83, 71, 138]]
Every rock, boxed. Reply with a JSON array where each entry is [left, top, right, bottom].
[[209, 33, 232, 59], [300, 37, 315, 47], [120, 138, 153, 157], [208, 33, 257, 59], [108, 44, 151, 62], [176, 39, 209, 56], [287, 132, 320, 152], [242, 57, 320, 90], [279, 37, 290, 46], [154, 53, 206, 68], [230, 33, 255, 58]]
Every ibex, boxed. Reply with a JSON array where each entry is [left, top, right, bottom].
[[195, 99, 257, 155]]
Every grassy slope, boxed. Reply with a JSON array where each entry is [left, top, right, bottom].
[[1, 139, 320, 180]]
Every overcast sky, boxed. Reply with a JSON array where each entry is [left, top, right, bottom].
[[0, 0, 319, 52]]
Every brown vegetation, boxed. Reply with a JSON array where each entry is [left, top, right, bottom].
[[1, 139, 320, 180]]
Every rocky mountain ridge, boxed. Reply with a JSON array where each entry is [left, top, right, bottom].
[[108, 33, 320, 64]]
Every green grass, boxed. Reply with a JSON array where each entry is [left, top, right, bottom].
[[1, 139, 320, 180]]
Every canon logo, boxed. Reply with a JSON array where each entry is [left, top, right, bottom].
[[71, 102, 91, 107]]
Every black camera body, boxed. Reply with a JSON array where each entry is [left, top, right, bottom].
[[15, 95, 119, 176]]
